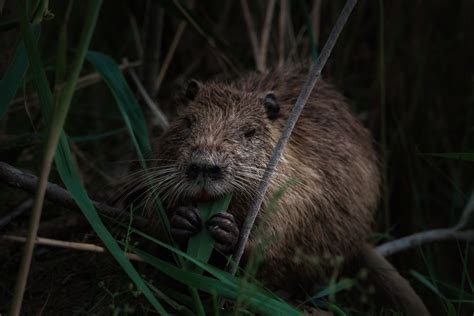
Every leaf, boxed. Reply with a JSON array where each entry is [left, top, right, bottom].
[[187, 194, 233, 268], [0, 26, 40, 120], [132, 246, 302, 316], [84, 51, 169, 230], [85, 51, 152, 161]]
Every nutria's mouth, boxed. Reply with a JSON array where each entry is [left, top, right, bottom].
[[197, 189, 211, 202], [194, 189, 230, 203]]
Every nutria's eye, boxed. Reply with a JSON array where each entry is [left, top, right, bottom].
[[263, 92, 280, 120], [244, 128, 256, 138]]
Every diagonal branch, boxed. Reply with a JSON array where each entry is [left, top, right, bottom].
[[376, 228, 474, 257], [2, 234, 143, 261], [376, 191, 474, 256], [0, 161, 148, 228]]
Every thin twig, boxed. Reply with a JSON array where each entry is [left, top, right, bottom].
[[123, 58, 169, 129], [70, 141, 115, 184], [142, 1, 164, 93], [278, 0, 287, 69], [258, 0, 277, 72], [152, 20, 187, 96], [128, 13, 144, 60], [376, 229, 474, 257], [171, 0, 238, 74], [376, 191, 474, 256], [153, 0, 195, 97], [231, 0, 358, 275], [0, 199, 33, 230], [10, 60, 142, 108], [240, 0, 261, 70], [0, 161, 148, 228], [454, 191, 474, 230], [2, 234, 143, 261]]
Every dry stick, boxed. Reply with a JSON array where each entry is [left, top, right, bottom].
[[128, 13, 144, 60], [70, 141, 115, 184], [231, 0, 358, 275], [258, 0, 277, 72], [123, 58, 169, 129], [376, 229, 474, 257], [10, 60, 142, 108], [171, 0, 238, 75], [376, 192, 474, 256], [153, 0, 195, 97], [152, 20, 187, 95], [0, 161, 148, 228], [2, 235, 143, 262], [278, 0, 287, 69], [0, 199, 33, 230], [240, 0, 261, 70]]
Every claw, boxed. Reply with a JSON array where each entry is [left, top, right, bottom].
[[206, 212, 240, 254], [170, 206, 202, 243]]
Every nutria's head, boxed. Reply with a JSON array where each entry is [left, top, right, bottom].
[[150, 80, 281, 205]]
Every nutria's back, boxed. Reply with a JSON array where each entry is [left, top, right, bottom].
[[233, 68, 380, 285]]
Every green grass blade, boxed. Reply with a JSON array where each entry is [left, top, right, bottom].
[[0, 26, 39, 120], [70, 127, 127, 143], [85, 51, 152, 160], [84, 50, 169, 230], [411, 270, 446, 299], [311, 278, 355, 300], [54, 142, 167, 315], [187, 194, 232, 267], [131, 246, 302, 316], [116, 225, 302, 315]]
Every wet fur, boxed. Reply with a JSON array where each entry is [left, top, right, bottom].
[[140, 67, 428, 314], [151, 68, 378, 284]]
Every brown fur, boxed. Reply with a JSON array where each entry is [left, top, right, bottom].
[[144, 67, 428, 314]]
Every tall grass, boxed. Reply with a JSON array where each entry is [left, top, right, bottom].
[[9, 1, 104, 314]]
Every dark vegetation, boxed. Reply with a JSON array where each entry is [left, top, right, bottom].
[[0, 0, 473, 315]]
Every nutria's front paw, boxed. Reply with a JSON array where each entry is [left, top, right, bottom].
[[170, 206, 202, 243], [206, 212, 239, 254]]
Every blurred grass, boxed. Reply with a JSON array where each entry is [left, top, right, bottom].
[[0, 27, 38, 118]]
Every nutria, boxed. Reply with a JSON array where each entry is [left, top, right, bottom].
[[135, 67, 429, 315]]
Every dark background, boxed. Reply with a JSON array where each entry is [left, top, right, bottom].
[[1, 0, 473, 314]]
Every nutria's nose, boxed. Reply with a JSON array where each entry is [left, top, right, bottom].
[[186, 163, 223, 180]]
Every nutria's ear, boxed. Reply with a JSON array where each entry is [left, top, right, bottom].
[[185, 79, 201, 101], [263, 92, 280, 120]]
